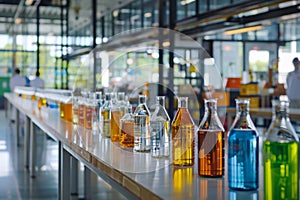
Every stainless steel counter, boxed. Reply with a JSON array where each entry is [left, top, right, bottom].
[[5, 93, 270, 200]]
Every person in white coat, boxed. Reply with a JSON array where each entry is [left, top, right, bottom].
[[286, 57, 300, 108], [9, 68, 26, 92], [30, 71, 45, 89], [9, 68, 26, 123]]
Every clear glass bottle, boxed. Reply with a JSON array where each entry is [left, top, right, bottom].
[[100, 93, 112, 137], [78, 96, 86, 127], [198, 98, 225, 177], [227, 98, 259, 190], [134, 95, 151, 152], [150, 96, 170, 158], [95, 92, 102, 133], [85, 93, 93, 129], [90, 93, 99, 132], [120, 104, 134, 148], [172, 97, 195, 167], [264, 100, 299, 200], [72, 96, 79, 124], [111, 92, 121, 142]]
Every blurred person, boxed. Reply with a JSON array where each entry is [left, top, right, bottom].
[[9, 68, 26, 123], [9, 68, 26, 92], [30, 71, 45, 89], [286, 57, 300, 108]]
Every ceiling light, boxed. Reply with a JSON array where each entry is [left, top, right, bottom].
[[15, 18, 22, 24], [144, 12, 152, 18], [113, 10, 119, 17], [181, 0, 195, 6], [224, 25, 263, 35], [25, 0, 33, 6], [162, 41, 170, 47]]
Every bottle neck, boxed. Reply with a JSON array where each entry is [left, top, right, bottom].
[[178, 97, 188, 108], [205, 99, 217, 115], [273, 101, 289, 120], [138, 95, 146, 104], [236, 102, 249, 116], [156, 96, 165, 107]]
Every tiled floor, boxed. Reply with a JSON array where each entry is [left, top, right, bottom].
[[0, 110, 127, 200]]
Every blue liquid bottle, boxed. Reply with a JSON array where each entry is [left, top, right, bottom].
[[227, 98, 259, 190]]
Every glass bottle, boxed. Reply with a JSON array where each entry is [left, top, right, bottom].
[[95, 92, 102, 133], [100, 93, 112, 137], [150, 96, 170, 158], [72, 96, 79, 124], [120, 104, 134, 148], [133, 95, 151, 152], [227, 98, 259, 190], [264, 100, 299, 200], [172, 97, 195, 167], [85, 93, 93, 129], [198, 98, 225, 177], [90, 93, 99, 132], [78, 96, 86, 127], [111, 92, 121, 142]]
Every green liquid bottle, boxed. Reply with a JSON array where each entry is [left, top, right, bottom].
[[264, 100, 299, 200]]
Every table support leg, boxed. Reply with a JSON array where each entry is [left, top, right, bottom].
[[60, 145, 71, 200], [24, 116, 30, 169], [16, 109, 20, 146], [84, 166, 92, 200], [70, 157, 78, 199], [29, 121, 36, 178]]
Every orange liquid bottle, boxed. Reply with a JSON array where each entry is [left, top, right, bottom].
[[172, 97, 195, 167], [120, 105, 134, 148], [64, 103, 73, 122], [111, 110, 121, 142], [198, 98, 224, 177]]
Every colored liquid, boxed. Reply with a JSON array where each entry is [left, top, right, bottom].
[[111, 110, 121, 142], [42, 98, 47, 106], [198, 130, 224, 177], [150, 121, 170, 157], [134, 115, 150, 152], [120, 119, 134, 148], [172, 108, 195, 166], [63, 103, 72, 122], [78, 104, 85, 127], [38, 98, 42, 110], [101, 109, 111, 137], [264, 141, 299, 200], [31, 95, 36, 101], [59, 102, 64, 118], [85, 105, 93, 129], [228, 129, 258, 190]]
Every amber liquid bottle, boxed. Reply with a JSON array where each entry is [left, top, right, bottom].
[[120, 104, 134, 148], [198, 98, 225, 177], [111, 93, 121, 142], [64, 103, 73, 122], [172, 97, 195, 166], [85, 98, 93, 129]]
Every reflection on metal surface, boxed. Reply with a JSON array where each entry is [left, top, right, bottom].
[[229, 190, 258, 200], [173, 168, 193, 194]]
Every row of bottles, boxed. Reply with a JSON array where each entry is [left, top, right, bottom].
[[70, 91, 298, 197], [227, 98, 299, 200]]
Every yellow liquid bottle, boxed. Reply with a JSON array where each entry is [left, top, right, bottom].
[[101, 93, 112, 137], [172, 97, 195, 167]]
